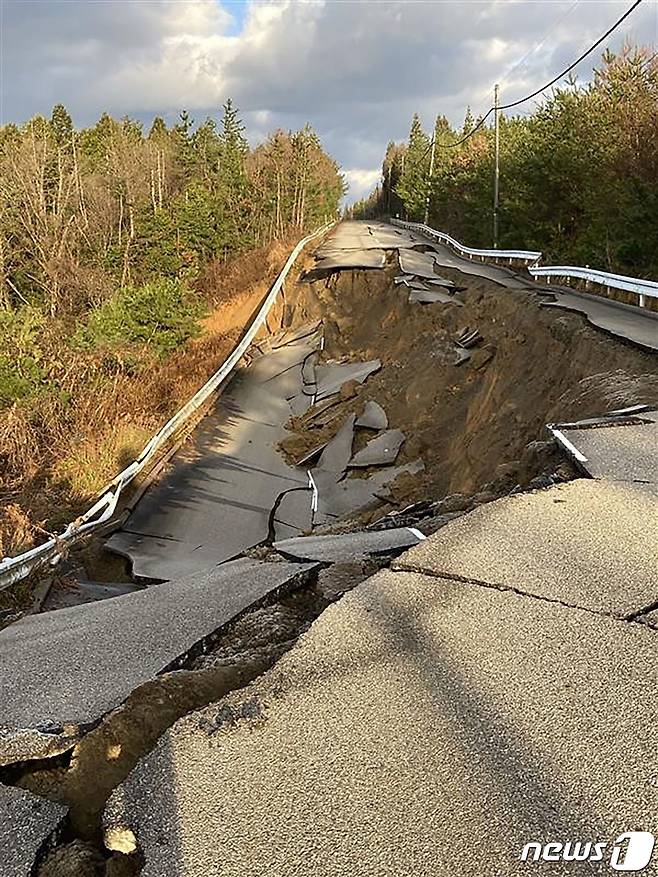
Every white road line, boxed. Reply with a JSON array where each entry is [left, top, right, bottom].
[[307, 471, 319, 513], [549, 428, 588, 463]]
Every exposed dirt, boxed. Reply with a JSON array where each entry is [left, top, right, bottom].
[[5, 240, 657, 875], [281, 258, 658, 516], [3, 573, 349, 877]]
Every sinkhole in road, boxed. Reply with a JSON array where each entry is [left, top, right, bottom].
[[281, 258, 658, 519], [6, 250, 658, 877]]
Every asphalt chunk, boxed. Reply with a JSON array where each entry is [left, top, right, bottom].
[[0, 558, 316, 765], [104, 568, 658, 876]]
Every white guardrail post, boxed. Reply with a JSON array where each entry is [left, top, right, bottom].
[[391, 218, 657, 307], [0, 222, 333, 592]]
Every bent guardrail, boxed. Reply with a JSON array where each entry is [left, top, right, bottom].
[[392, 218, 657, 308], [0, 222, 333, 592], [390, 218, 542, 265], [529, 265, 658, 308]]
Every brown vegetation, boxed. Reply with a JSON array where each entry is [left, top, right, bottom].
[[0, 237, 299, 558]]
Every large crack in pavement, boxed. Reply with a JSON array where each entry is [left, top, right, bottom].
[[3, 220, 658, 876]]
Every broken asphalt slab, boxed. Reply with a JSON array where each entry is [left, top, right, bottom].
[[540, 288, 658, 352], [273, 527, 425, 563], [409, 288, 461, 305], [397, 248, 442, 279], [1, 784, 68, 877], [396, 479, 658, 617], [313, 359, 381, 401], [312, 250, 386, 271], [313, 414, 356, 478], [313, 459, 424, 526], [553, 414, 658, 483], [104, 567, 658, 876], [431, 242, 530, 289], [355, 400, 388, 430], [348, 428, 405, 468], [0, 558, 316, 765]]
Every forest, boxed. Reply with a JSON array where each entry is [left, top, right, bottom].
[[0, 101, 343, 557], [353, 47, 658, 279]]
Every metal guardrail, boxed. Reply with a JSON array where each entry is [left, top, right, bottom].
[[392, 218, 657, 308], [529, 265, 658, 308], [390, 218, 542, 265], [0, 222, 333, 592]]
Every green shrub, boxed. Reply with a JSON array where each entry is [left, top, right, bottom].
[[0, 355, 44, 406], [0, 308, 47, 407], [79, 278, 204, 357]]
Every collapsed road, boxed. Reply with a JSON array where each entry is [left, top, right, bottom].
[[1, 220, 657, 876]]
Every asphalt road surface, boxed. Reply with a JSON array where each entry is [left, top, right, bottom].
[[104, 480, 658, 875], [0, 558, 315, 764]]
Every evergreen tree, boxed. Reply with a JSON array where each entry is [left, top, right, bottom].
[[148, 117, 168, 141], [219, 98, 248, 183], [79, 112, 118, 163], [172, 110, 195, 180], [121, 116, 143, 143], [193, 117, 221, 186], [395, 114, 430, 220], [50, 104, 74, 149]]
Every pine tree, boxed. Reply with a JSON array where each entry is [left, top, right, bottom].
[[193, 117, 221, 186], [172, 110, 195, 179], [50, 104, 73, 149], [78, 112, 118, 163], [395, 114, 430, 220], [122, 117, 143, 143], [219, 99, 248, 182], [148, 117, 168, 142]]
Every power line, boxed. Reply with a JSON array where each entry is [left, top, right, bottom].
[[500, 0, 644, 111], [418, 0, 645, 157], [498, 0, 582, 91]]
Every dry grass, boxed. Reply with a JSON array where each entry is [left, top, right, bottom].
[[0, 237, 297, 559]]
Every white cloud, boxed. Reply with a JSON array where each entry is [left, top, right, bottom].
[[343, 168, 383, 202], [2, 0, 656, 202]]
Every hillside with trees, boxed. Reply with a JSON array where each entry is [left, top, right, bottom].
[[353, 47, 658, 278], [0, 101, 343, 558]]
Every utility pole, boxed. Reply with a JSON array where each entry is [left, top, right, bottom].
[[424, 135, 436, 226], [387, 162, 392, 214], [493, 83, 500, 249]]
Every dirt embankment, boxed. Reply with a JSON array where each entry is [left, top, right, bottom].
[[283, 257, 658, 509]]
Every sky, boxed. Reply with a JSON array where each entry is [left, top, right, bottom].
[[1, 0, 657, 202]]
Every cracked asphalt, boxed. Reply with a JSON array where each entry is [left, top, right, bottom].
[[396, 478, 658, 618], [104, 479, 658, 876]]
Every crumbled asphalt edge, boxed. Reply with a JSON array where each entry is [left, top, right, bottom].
[[0, 564, 320, 774], [26, 467, 582, 874], [31, 806, 69, 877]]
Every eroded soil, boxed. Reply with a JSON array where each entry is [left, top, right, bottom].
[[3, 240, 658, 876], [281, 257, 658, 516]]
